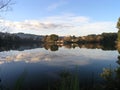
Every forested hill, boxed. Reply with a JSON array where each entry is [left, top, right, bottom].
[[0, 32, 117, 45], [0, 32, 44, 44]]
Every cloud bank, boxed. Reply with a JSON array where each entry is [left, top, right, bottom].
[[0, 15, 116, 36]]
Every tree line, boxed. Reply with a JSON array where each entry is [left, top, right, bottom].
[[44, 33, 117, 45], [0, 32, 43, 45], [0, 32, 117, 45]]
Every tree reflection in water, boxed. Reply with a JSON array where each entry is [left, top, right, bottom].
[[0, 42, 116, 52], [0, 43, 118, 90]]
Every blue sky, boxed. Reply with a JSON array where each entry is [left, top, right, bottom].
[[1, 0, 120, 36]]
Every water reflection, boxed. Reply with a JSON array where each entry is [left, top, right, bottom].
[[0, 43, 43, 52], [0, 43, 118, 90], [0, 43, 116, 52], [0, 46, 117, 65], [0, 43, 116, 65], [44, 44, 59, 51]]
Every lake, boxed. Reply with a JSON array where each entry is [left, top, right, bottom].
[[0, 43, 119, 90]]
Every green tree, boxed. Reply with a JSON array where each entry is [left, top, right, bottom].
[[118, 30, 120, 42], [117, 17, 120, 42], [50, 34, 58, 41], [117, 17, 120, 30]]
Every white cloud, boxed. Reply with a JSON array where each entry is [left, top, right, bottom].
[[0, 15, 117, 36]]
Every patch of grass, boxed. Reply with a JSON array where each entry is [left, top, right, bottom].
[[14, 70, 27, 90]]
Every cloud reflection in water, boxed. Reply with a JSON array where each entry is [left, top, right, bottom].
[[0, 48, 117, 67]]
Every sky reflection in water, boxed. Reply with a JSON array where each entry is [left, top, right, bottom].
[[0, 47, 118, 65], [0, 47, 118, 89]]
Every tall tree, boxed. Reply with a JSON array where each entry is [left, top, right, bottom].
[[0, 0, 12, 11], [117, 17, 120, 30], [0, 0, 13, 32], [117, 17, 120, 42], [50, 34, 58, 41]]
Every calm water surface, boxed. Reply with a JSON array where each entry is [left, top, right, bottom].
[[0, 45, 119, 89]]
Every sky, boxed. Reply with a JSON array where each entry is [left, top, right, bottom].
[[0, 0, 120, 36]]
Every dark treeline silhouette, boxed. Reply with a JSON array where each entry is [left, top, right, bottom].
[[101, 33, 117, 45], [0, 32, 117, 45], [0, 32, 44, 45], [0, 32, 117, 52]]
